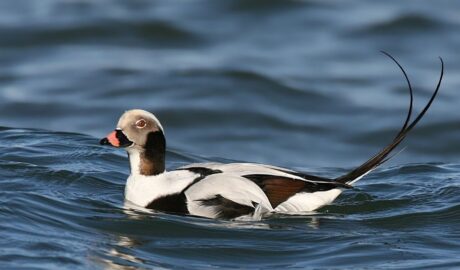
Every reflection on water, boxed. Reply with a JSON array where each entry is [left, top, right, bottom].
[[96, 210, 328, 269], [97, 236, 144, 270]]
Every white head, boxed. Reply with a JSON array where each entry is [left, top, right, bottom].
[[100, 109, 166, 176]]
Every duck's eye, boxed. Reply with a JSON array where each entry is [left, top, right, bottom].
[[135, 119, 147, 128]]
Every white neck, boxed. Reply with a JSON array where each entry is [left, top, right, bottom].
[[127, 147, 142, 176]]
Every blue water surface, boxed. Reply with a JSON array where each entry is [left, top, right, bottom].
[[0, 1, 459, 269]]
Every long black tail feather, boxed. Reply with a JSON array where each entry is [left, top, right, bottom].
[[381, 51, 414, 138], [335, 54, 444, 184]]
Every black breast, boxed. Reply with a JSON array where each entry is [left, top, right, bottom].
[[146, 193, 189, 214]]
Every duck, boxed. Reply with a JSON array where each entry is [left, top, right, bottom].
[[100, 56, 444, 220]]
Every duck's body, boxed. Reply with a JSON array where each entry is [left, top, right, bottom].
[[124, 162, 345, 219], [100, 56, 443, 220]]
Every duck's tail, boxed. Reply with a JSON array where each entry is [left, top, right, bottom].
[[335, 52, 444, 185]]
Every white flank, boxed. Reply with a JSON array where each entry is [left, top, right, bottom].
[[275, 189, 342, 212]]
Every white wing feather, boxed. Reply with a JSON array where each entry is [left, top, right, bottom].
[[185, 174, 274, 219]]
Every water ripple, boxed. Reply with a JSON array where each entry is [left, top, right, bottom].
[[1, 128, 459, 268], [353, 14, 443, 36]]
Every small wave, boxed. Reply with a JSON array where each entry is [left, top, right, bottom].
[[228, 0, 316, 13], [172, 68, 329, 101], [352, 14, 443, 36], [0, 19, 202, 48], [365, 204, 460, 228]]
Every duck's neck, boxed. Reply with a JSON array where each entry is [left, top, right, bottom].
[[127, 131, 166, 176]]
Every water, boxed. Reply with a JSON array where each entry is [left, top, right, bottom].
[[1, 0, 459, 269]]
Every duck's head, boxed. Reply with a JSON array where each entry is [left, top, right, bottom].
[[100, 109, 166, 176]]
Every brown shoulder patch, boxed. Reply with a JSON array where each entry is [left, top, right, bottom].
[[243, 175, 306, 208], [259, 178, 307, 208], [244, 174, 350, 208]]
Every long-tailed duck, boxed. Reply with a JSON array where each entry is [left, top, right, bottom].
[[100, 55, 444, 220]]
